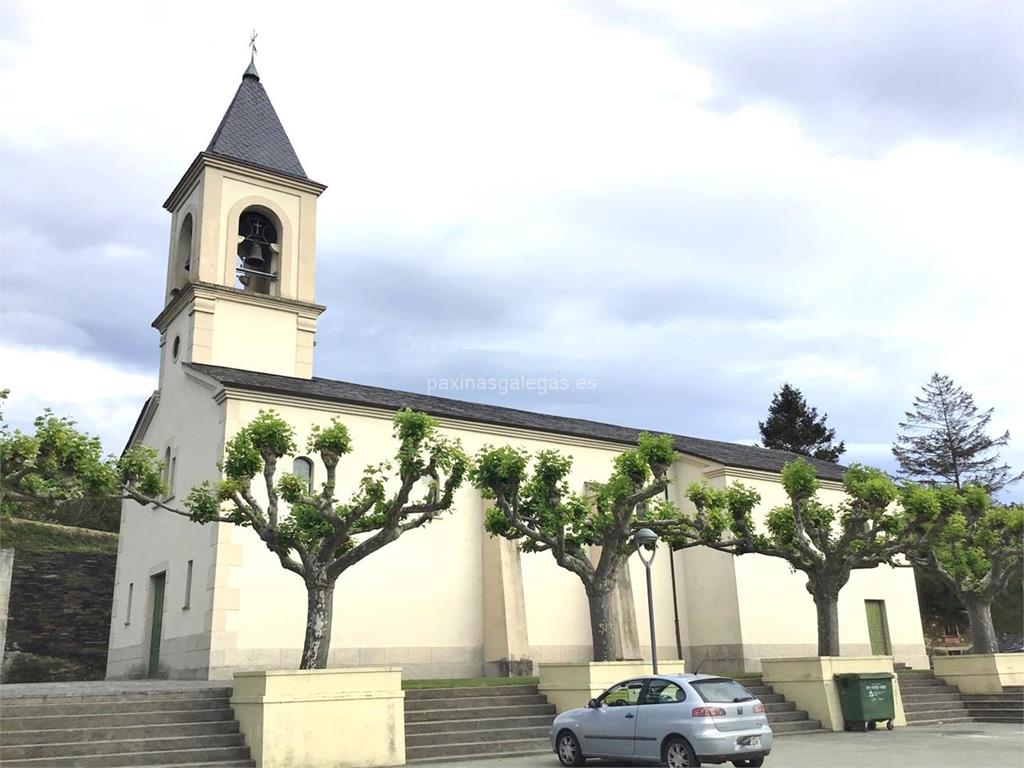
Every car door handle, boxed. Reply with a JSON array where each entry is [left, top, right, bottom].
[[625, 713, 635, 719]]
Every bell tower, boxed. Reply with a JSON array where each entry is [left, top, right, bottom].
[[154, 56, 326, 380]]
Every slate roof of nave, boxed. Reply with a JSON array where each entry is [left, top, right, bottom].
[[186, 363, 846, 481]]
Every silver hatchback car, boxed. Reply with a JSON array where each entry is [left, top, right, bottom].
[[550, 673, 773, 767]]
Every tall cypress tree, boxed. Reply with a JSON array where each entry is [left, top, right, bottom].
[[758, 383, 845, 462], [893, 373, 1021, 494]]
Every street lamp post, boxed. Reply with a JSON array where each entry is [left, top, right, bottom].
[[633, 528, 659, 674]]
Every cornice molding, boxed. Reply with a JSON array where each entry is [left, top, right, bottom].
[[704, 464, 845, 491], [152, 282, 326, 332], [163, 152, 327, 212]]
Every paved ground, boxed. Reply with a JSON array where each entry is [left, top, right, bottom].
[[450, 723, 1024, 768]]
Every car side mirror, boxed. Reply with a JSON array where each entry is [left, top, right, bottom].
[[588, 698, 601, 709]]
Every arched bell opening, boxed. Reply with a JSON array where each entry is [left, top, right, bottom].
[[174, 213, 193, 289], [236, 207, 281, 295]]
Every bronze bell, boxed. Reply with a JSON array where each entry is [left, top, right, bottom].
[[241, 240, 266, 268]]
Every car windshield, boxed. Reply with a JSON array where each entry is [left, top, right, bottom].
[[690, 678, 755, 703]]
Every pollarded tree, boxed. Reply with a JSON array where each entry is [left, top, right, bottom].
[[0, 389, 126, 512], [2, 392, 467, 670], [125, 409, 468, 670], [893, 373, 1021, 494], [469, 434, 677, 662], [898, 485, 1023, 654], [758, 383, 845, 462], [662, 460, 918, 656]]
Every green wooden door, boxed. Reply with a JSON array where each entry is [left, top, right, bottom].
[[865, 599, 891, 655], [148, 573, 166, 676]]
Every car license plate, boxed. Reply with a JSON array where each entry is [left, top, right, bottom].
[[742, 737, 760, 749]]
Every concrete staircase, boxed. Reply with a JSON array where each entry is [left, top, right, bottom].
[[897, 668, 973, 726], [961, 686, 1024, 724], [741, 678, 827, 735], [0, 687, 254, 767], [403, 683, 554, 763]]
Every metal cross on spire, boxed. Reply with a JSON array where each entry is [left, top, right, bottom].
[[243, 29, 260, 80]]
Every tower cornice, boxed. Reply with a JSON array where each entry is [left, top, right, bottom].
[[163, 152, 327, 212], [152, 280, 326, 333]]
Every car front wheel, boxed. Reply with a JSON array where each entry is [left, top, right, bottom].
[[556, 730, 585, 767], [663, 735, 699, 767]]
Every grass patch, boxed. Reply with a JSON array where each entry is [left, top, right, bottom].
[[402, 676, 538, 690], [0, 517, 119, 555]]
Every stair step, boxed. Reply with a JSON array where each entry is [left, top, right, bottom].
[[1, 698, 231, 718], [0, 708, 235, 732], [406, 725, 550, 748], [0, 745, 252, 768], [904, 700, 967, 713], [766, 710, 811, 723], [406, 737, 550, 761], [762, 701, 796, 714], [771, 720, 825, 734], [0, 734, 244, 761], [405, 703, 555, 723], [900, 692, 963, 702], [0, 720, 240, 747], [405, 714, 552, 736], [906, 708, 973, 723], [405, 694, 547, 711], [966, 708, 1024, 718], [0, 689, 231, 707], [901, 684, 954, 696], [404, 685, 538, 700], [409, 749, 550, 765]]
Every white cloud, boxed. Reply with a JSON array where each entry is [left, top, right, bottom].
[[0, 345, 154, 456], [0, 1, 1021, 498]]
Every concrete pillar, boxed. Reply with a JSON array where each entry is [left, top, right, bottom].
[[0, 549, 13, 657], [482, 532, 532, 676]]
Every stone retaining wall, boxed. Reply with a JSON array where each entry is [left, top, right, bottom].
[[4, 551, 116, 678]]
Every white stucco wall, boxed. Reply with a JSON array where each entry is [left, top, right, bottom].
[[107, 313, 227, 678], [111, 368, 930, 679], [723, 471, 928, 671]]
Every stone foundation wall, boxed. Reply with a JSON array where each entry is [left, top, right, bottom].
[[4, 551, 116, 678]]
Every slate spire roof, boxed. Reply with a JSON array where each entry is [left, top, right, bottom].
[[205, 60, 307, 179]]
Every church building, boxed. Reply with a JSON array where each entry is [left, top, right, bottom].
[[107, 61, 928, 681]]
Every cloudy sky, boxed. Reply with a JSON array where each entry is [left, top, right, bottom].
[[1, 0, 1021, 498]]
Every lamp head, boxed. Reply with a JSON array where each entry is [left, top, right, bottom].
[[634, 527, 658, 549]]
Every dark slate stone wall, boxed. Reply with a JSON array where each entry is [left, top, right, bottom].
[[4, 552, 116, 677]]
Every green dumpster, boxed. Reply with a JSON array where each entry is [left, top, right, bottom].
[[834, 672, 896, 732]]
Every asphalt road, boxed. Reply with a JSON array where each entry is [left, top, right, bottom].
[[449, 723, 1024, 768]]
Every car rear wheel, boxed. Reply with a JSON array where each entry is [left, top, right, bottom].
[[556, 730, 585, 767], [663, 735, 699, 767]]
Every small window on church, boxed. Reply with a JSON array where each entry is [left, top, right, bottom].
[[293, 456, 314, 492], [236, 209, 280, 295]]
